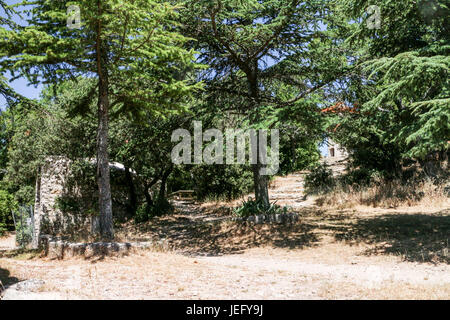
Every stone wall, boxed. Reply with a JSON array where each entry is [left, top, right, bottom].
[[33, 157, 69, 248], [33, 157, 92, 248], [32, 157, 133, 248]]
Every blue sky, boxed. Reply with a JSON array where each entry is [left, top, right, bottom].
[[1, 0, 43, 109], [0, 73, 43, 108]]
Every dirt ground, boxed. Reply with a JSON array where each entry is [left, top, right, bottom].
[[1, 234, 449, 300], [1, 169, 449, 300]]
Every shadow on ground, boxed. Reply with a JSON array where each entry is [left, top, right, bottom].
[[0, 267, 20, 290], [118, 207, 449, 263], [118, 213, 320, 256], [323, 210, 450, 264], [0, 249, 41, 260]]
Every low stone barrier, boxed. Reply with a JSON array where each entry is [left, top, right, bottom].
[[232, 213, 300, 225], [42, 237, 170, 260]]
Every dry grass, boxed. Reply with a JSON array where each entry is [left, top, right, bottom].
[[318, 281, 450, 300], [1, 238, 449, 299], [114, 204, 450, 264], [314, 179, 449, 210], [115, 214, 319, 256]]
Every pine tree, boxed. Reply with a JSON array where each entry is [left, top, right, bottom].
[[0, 0, 202, 239], [180, 0, 349, 207], [342, 0, 449, 159], [0, 1, 19, 100]]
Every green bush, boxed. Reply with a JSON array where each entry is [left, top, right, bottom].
[[12, 206, 33, 247], [135, 197, 174, 223], [233, 198, 289, 218], [190, 164, 254, 201], [304, 163, 335, 194], [135, 204, 150, 223], [339, 168, 385, 187], [0, 189, 17, 236]]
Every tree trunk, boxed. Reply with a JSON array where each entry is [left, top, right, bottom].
[[144, 189, 153, 209], [248, 71, 270, 208], [158, 165, 173, 202], [96, 1, 114, 240], [252, 162, 270, 207], [144, 175, 160, 210], [97, 77, 114, 239]]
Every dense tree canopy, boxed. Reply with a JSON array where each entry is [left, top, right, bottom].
[[0, 0, 448, 237], [178, 0, 351, 206], [0, 0, 203, 238], [328, 0, 449, 178]]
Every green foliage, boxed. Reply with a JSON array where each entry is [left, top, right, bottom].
[[361, 52, 450, 159], [0, 0, 448, 234], [339, 168, 384, 187], [279, 135, 321, 175], [180, 0, 345, 204], [54, 196, 82, 216], [304, 163, 336, 194], [2, 79, 98, 206], [134, 204, 149, 224], [336, 0, 450, 161], [330, 108, 406, 176], [1, 0, 204, 237], [135, 197, 174, 223], [12, 205, 33, 247], [0, 1, 20, 101], [2, 78, 188, 226], [0, 0, 203, 111], [191, 164, 254, 201], [233, 198, 288, 219], [0, 188, 16, 235]]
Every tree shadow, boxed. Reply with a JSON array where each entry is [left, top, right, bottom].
[[327, 211, 450, 263], [119, 207, 449, 263], [119, 214, 320, 256], [0, 249, 41, 260], [0, 267, 20, 291]]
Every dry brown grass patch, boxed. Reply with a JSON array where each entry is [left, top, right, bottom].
[[315, 180, 449, 210]]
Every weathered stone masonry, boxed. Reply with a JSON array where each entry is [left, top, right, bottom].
[[33, 157, 73, 248]]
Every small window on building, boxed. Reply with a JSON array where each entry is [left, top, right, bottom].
[[330, 148, 335, 157]]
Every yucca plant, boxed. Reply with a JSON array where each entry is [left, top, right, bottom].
[[233, 198, 289, 218]]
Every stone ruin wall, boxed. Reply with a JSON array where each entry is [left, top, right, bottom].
[[32, 157, 131, 248], [33, 157, 90, 248]]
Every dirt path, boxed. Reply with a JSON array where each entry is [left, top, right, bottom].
[[1, 245, 449, 300]]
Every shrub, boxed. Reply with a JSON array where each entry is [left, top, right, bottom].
[[339, 168, 385, 187], [0, 189, 17, 236], [190, 164, 254, 201], [304, 163, 335, 194], [233, 198, 289, 218], [135, 197, 174, 223]]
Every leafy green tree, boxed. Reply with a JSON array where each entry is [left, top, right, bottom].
[[0, 1, 19, 100], [0, 0, 202, 238], [4, 78, 191, 223], [0, 188, 17, 235], [110, 112, 186, 215], [180, 0, 348, 207], [338, 0, 449, 163], [3, 80, 98, 206]]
